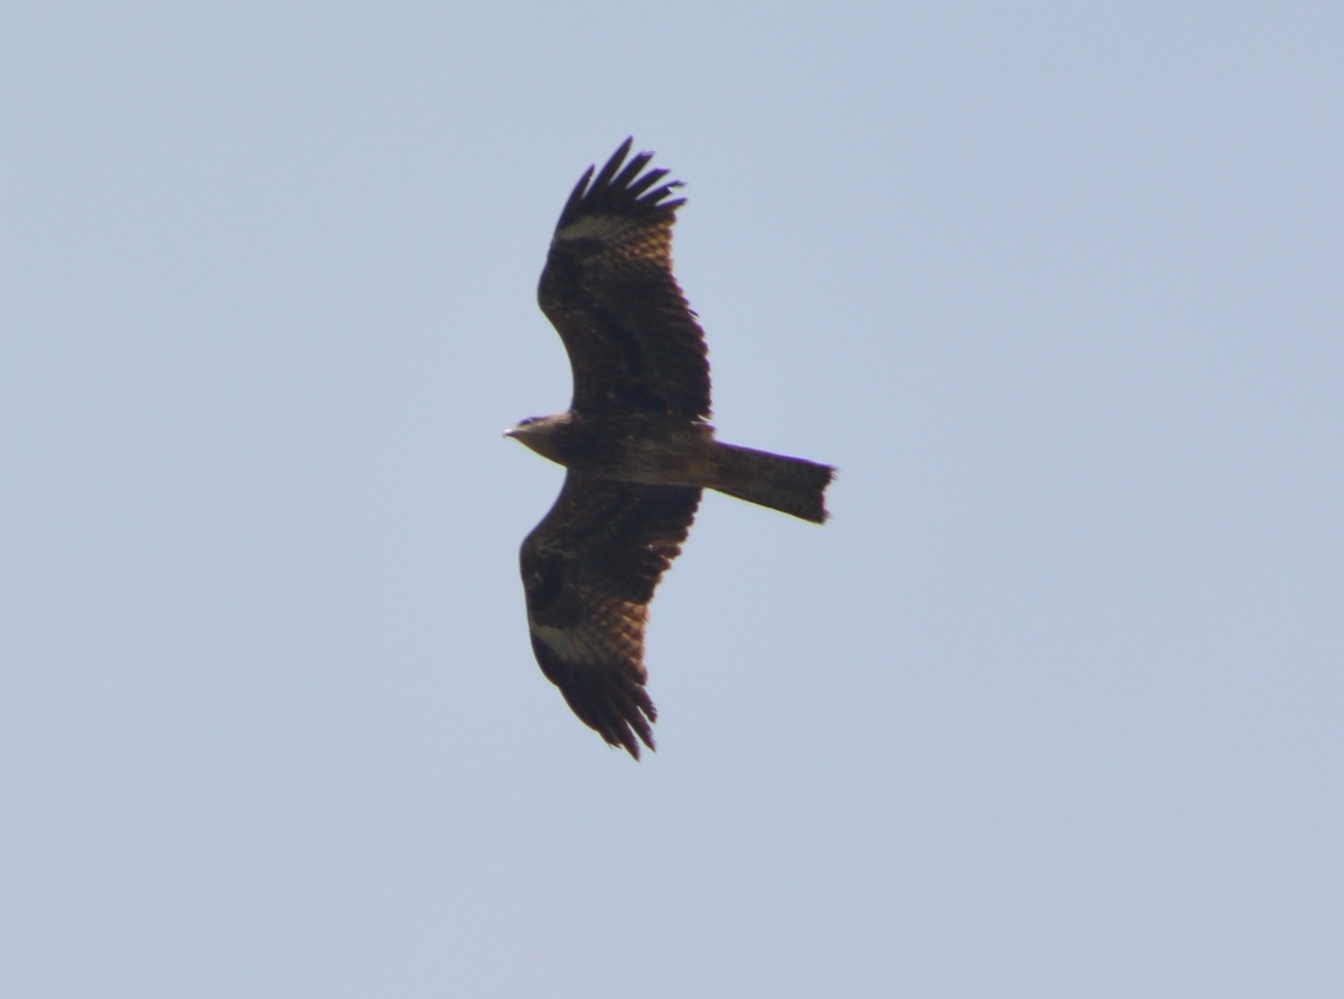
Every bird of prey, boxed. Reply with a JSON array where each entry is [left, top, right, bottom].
[[507, 139, 833, 758]]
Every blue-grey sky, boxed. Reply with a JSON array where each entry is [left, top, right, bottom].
[[2, 3, 1340, 996]]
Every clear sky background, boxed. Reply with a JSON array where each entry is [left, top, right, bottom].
[[2, 3, 1341, 996]]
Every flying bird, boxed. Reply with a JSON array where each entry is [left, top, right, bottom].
[[508, 139, 834, 758]]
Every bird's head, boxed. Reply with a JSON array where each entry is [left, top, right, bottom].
[[504, 413, 571, 464]]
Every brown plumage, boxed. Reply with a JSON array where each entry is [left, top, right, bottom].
[[510, 139, 834, 758]]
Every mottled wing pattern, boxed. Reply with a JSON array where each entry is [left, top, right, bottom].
[[520, 473, 701, 758], [538, 138, 712, 420]]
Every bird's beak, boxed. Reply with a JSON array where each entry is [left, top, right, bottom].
[[503, 427, 519, 439]]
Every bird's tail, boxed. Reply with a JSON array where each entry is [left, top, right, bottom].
[[709, 442, 834, 523]]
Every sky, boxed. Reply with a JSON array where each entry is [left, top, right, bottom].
[[1, 3, 1341, 996]]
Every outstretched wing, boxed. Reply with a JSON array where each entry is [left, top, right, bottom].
[[538, 138, 712, 421], [520, 472, 701, 758]]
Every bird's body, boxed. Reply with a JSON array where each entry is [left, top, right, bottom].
[[511, 412, 832, 522], [509, 139, 833, 757], [509, 411, 717, 483]]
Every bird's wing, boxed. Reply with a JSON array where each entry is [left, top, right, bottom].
[[520, 472, 701, 758], [537, 138, 712, 421]]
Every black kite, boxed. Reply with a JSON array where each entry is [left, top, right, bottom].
[[508, 139, 833, 758]]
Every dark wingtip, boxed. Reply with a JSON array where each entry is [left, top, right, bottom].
[[615, 725, 655, 761], [535, 638, 658, 761], [593, 699, 656, 760], [590, 137, 634, 193], [598, 684, 657, 760], [555, 138, 685, 230]]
